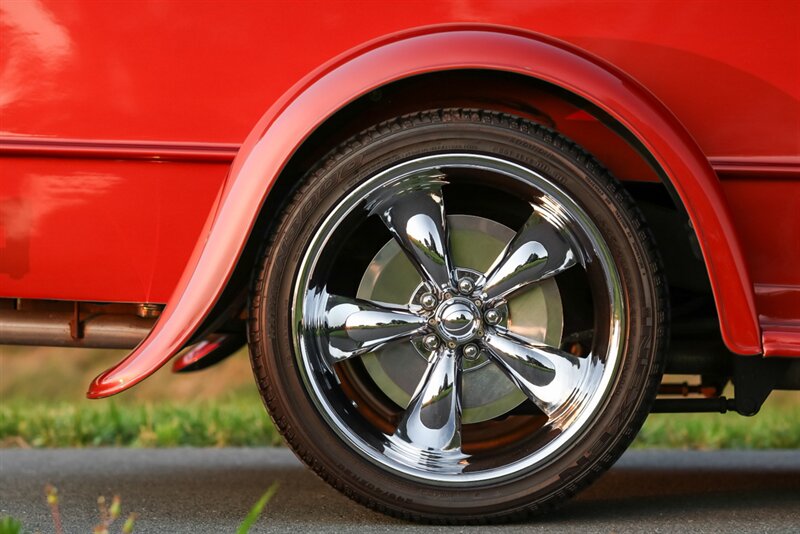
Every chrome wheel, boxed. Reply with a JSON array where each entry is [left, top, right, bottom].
[[293, 153, 624, 482], [253, 110, 666, 520]]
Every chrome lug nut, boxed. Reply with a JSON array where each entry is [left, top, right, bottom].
[[462, 343, 479, 361], [484, 309, 502, 325], [420, 292, 437, 310], [457, 277, 475, 294], [422, 334, 440, 351]]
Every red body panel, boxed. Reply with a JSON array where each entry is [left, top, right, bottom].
[[0, 152, 225, 303], [3, 1, 797, 302], [2, 1, 798, 151], [1, 1, 798, 395]]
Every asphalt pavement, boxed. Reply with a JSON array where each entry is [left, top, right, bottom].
[[1, 448, 798, 533]]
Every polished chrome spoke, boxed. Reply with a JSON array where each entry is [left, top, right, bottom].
[[393, 347, 462, 452], [322, 293, 427, 363], [295, 153, 622, 482], [482, 206, 577, 302], [368, 171, 455, 290], [483, 328, 587, 417]]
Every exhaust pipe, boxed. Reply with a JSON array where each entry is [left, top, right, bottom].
[[0, 306, 156, 349]]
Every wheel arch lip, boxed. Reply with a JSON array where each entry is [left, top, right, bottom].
[[87, 23, 760, 399]]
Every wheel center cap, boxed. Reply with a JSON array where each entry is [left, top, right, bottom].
[[435, 297, 481, 343]]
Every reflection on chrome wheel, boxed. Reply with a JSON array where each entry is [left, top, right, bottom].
[[250, 109, 666, 522], [296, 153, 619, 479]]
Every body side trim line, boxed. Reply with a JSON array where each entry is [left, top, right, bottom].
[[710, 156, 800, 179], [0, 136, 239, 163], [5, 139, 798, 178]]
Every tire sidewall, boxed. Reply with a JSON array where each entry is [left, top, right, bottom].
[[251, 111, 664, 520]]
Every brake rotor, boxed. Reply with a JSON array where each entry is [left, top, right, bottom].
[[357, 215, 563, 423]]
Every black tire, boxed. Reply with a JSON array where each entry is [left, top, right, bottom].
[[249, 109, 667, 523]]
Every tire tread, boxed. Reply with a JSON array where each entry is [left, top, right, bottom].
[[248, 108, 668, 524]]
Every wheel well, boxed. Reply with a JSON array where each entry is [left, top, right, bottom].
[[197, 69, 715, 344]]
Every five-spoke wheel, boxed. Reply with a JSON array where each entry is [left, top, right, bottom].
[[250, 109, 666, 522]]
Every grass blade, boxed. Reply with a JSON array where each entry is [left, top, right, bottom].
[[0, 516, 24, 534], [236, 481, 279, 534]]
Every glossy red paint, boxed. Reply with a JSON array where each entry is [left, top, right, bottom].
[[719, 171, 800, 334], [0, 154, 225, 303], [3, 1, 798, 153], [0, 137, 239, 163], [754, 284, 800, 326], [762, 327, 800, 358], [711, 157, 800, 180], [0, 2, 797, 396], [3, 2, 797, 307], [85, 26, 770, 398]]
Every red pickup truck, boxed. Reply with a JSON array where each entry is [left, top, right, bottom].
[[1, 0, 798, 522]]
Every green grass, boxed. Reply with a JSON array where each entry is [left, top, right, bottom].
[[1, 392, 797, 449], [635, 408, 800, 449], [238, 482, 279, 534], [0, 516, 24, 534], [2, 346, 798, 449], [0, 393, 282, 448]]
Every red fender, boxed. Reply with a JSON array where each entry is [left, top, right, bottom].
[[87, 25, 760, 398]]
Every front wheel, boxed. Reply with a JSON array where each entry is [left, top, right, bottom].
[[249, 109, 667, 522]]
